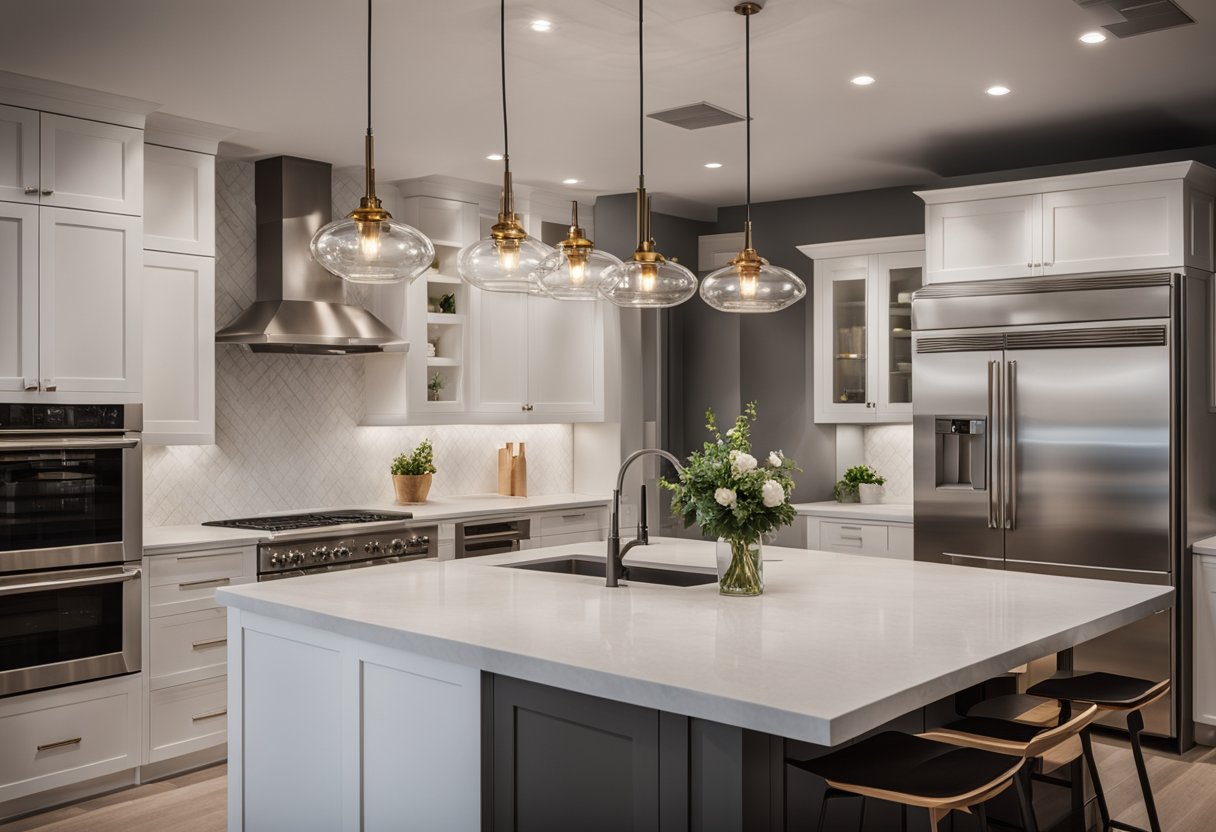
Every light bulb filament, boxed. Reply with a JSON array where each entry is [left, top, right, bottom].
[[739, 264, 759, 299], [496, 239, 522, 273], [568, 256, 587, 286], [358, 220, 382, 260], [640, 262, 658, 293]]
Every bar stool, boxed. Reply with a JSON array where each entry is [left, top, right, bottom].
[[1026, 671, 1171, 832], [919, 702, 1100, 832], [787, 731, 1026, 831]]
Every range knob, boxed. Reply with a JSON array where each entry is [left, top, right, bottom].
[[390, 538, 405, 554], [370, 540, 382, 553], [315, 546, 331, 562], [269, 553, 282, 567], [288, 550, 306, 566], [334, 546, 351, 559]]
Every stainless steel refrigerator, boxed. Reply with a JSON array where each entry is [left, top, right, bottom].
[[912, 270, 1216, 748]]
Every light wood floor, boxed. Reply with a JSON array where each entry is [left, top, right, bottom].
[[3, 737, 1216, 831]]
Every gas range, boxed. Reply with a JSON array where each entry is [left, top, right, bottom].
[[203, 510, 437, 580]]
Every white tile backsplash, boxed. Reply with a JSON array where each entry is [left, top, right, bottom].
[[862, 424, 913, 502], [143, 160, 573, 526]]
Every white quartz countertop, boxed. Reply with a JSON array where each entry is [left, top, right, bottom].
[[216, 537, 1171, 746], [143, 493, 609, 555], [793, 501, 914, 523], [1194, 536, 1216, 556]]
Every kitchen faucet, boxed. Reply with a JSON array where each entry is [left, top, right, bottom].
[[606, 449, 684, 588]]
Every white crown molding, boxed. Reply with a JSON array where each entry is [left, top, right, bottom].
[[0, 69, 159, 129], [797, 234, 925, 261], [145, 112, 237, 155], [915, 161, 1216, 204]]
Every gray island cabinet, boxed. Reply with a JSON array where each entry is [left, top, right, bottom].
[[217, 538, 1171, 831]]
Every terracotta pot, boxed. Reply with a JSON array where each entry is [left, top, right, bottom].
[[392, 473, 432, 504]]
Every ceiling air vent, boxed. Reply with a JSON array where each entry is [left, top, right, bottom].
[[647, 101, 745, 130], [1074, 0, 1195, 37]]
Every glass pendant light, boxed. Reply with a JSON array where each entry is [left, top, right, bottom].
[[598, 0, 698, 309], [535, 202, 623, 300], [457, 0, 553, 293], [310, 0, 434, 284], [699, 2, 806, 313]]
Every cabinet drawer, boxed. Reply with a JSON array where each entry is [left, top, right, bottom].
[[148, 677, 227, 763], [820, 521, 888, 555], [0, 676, 139, 803], [147, 546, 254, 616], [149, 607, 227, 690], [539, 530, 605, 549], [536, 508, 607, 536]]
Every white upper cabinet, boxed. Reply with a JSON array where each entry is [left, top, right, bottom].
[[0, 202, 38, 392], [918, 162, 1216, 284], [526, 296, 603, 418], [0, 104, 39, 204], [398, 196, 478, 248], [144, 145, 215, 255], [142, 251, 214, 444], [925, 194, 1039, 283], [38, 114, 142, 215], [39, 208, 141, 394], [799, 235, 924, 424], [470, 289, 529, 414]]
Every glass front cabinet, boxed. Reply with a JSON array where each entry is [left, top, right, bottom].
[[799, 236, 924, 424]]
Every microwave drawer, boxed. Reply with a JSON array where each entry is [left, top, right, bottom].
[[149, 607, 228, 690], [819, 521, 889, 555]]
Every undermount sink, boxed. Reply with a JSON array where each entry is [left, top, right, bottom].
[[504, 556, 718, 587]]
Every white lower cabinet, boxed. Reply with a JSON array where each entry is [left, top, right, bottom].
[[806, 515, 913, 560], [148, 607, 228, 690], [0, 674, 141, 804], [147, 677, 227, 764], [1194, 555, 1216, 730]]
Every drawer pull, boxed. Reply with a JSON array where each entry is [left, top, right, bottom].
[[839, 535, 864, 542], [839, 525, 863, 531], [192, 637, 227, 650], [179, 577, 231, 590], [561, 513, 587, 520], [37, 737, 82, 752], [192, 708, 228, 723]]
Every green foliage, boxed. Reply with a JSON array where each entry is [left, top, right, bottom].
[[841, 464, 885, 486], [439, 293, 456, 314], [427, 373, 445, 394], [391, 439, 436, 476], [660, 402, 800, 542]]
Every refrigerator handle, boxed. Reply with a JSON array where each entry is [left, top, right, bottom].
[[1005, 360, 1018, 530], [987, 360, 1001, 530]]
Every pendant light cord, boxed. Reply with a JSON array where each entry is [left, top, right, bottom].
[[638, 0, 644, 185], [366, 0, 373, 137], [501, 0, 510, 173], [745, 10, 751, 226]]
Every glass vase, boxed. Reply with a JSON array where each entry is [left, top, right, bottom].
[[716, 537, 764, 597]]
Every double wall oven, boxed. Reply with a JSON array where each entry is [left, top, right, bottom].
[[0, 404, 142, 697]]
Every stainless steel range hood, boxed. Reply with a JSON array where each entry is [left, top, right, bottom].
[[216, 156, 407, 355]]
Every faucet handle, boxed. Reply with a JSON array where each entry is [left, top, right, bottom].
[[638, 483, 648, 543]]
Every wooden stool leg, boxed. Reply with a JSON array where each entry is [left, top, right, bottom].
[[928, 806, 948, 830], [1126, 710, 1162, 832], [1014, 766, 1040, 832], [1080, 727, 1112, 830]]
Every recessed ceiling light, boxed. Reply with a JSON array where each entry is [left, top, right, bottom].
[[1079, 31, 1107, 44], [704, 162, 723, 169], [562, 178, 580, 185], [486, 153, 504, 161], [530, 19, 553, 32], [986, 85, 1011, 97], [851, 75, 876, 86]]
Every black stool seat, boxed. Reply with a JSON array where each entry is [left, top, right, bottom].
[[789, 731, 1022, 800], [935, 715, 1049, 744], [968, 693, 1061, 726], [1027, 671, 1162, 710]]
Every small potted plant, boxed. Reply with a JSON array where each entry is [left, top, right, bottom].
[[427, 372, 445, 402], [661, 402, 799, 597], [834, 465, 886, 504], [391, 440, 436, 504]]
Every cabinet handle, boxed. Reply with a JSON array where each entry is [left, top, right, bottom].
[[40, 188, 53, 196], [839, 535, 864, 542], [37, 737, 82, 752], [179, 577, 230, 590], [192, 708, 228, 723], [41, 379, 56, 392], [23, 378, 38, 391], [1043, 261, 1053, 267], [561, 513, 587, 520], [192, 637, 227, 650], [839, 525, 863, 531], [24, 185, 38, 195], [1027, 262, 1033, 269]]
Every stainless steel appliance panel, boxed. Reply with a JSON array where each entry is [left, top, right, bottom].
[[1073, 610, 1174, 735], [455, 518, 531, 558], [1003, 327, 1171, 576], [0, 562, 142, 695], [913, 341, 1005, 567]]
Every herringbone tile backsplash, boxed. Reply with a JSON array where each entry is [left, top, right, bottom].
[[144, 160, 573, 527]]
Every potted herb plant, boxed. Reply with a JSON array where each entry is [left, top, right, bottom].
[[391, 440, 436, 504], [834, 464, 886, 504], [661, 402, 799, 597], [427, 372, 445, 402]]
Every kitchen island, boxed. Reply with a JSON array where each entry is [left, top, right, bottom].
[[217, 538, 1172, 832]]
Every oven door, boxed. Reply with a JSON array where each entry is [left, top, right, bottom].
[[0, 563, 141, 696], [0, 435, 141, 572]]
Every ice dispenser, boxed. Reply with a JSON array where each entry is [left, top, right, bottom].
[[934, 418, 987, 489]]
